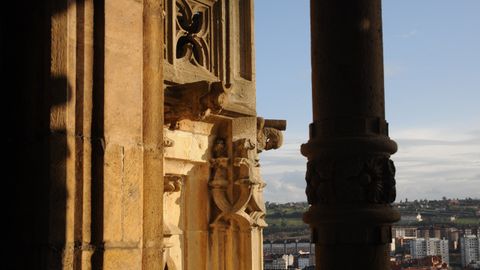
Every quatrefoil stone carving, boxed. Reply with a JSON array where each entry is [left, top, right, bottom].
[[176, 0, 210, 68]]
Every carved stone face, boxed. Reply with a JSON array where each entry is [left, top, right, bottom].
[[215, 138, 225, 149]]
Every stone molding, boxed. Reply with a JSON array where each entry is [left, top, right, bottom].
[[309, 117, 390, 138]]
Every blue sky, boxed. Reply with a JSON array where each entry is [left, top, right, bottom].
[[255, 0, 480, 202]]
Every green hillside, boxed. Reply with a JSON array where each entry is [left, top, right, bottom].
[[264, 202, 310, 240]]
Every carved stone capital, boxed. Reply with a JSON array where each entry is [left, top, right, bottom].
[[305, 155, 397, 205], [165, 81, 229, 129]]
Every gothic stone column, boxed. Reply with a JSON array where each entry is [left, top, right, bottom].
[[301, 1, 400, 269]]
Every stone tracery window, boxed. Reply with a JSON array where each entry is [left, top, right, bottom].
[[175, 0, 211, 69]]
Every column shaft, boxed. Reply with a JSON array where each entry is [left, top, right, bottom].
[[142, 0, 165, 268], [303, 1, 400, 269], [311, 0, 385, 121]]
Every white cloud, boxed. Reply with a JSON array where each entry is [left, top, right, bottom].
[[262, 171, 307, 203], [385, 64, 404, 78], [259, 138, 308, 202], [260, 128, 480, 202], [259, 139, 307, 175], [398, 29, 418, 39], [392, 128, 480, 200]]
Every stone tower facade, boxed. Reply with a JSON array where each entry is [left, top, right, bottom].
[[161, 1, 284, 269], [10, 0, 284, 269], [10, 0, 400, 269]]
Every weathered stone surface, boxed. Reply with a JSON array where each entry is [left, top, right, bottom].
[[103, 144, 124, 242], [104, 0, 143, 145], [15, 0, 277, 269], [164, 125, 212, 162], [122, 146, 144, 242], [103, 248, 142, 270]]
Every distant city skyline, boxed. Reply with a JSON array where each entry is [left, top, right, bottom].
[[255, 0, 480, 202]]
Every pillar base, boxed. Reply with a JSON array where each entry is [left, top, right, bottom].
[[305, 205, 398, 270], [304, 204, 399, 244]]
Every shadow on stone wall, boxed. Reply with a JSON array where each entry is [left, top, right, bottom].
[[7, 1, 58, 268], [6, 0, 105, 269], [91, 0, 105, 268]]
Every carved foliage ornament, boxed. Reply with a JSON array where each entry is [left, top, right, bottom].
[[305, 156, 396, 204], [209, 137, 267, 228], [176, 0, 210, 68]]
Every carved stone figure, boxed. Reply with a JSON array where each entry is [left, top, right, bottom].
[[212, 138, 227, 158]]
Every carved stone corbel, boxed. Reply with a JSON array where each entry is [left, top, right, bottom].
[[164, 174, 183, 193], [257, 117, 286, 153], [165, 81, 229, 129]]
